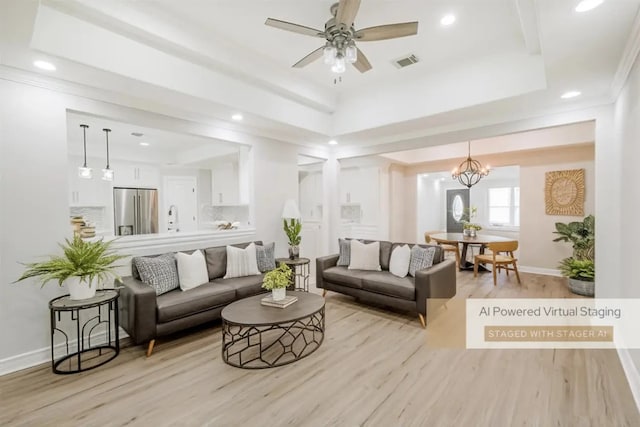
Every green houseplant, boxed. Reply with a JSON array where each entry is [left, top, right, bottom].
[[262, 262, 292, 301], [553, 215, 595, 296], [283, 218, 302, 259], [461, 207, 481, 237], [15, 236, 126, 300]]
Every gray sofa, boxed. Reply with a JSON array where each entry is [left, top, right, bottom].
[[316, 240, 456, 328], [119, 241, 267, 356]]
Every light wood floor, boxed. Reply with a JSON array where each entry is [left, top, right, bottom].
[[1, 270, 638, 426]]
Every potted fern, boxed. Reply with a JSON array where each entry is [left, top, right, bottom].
[[15, 236, 126, 300], [283, 218, 302, 259], [261, 262, 292, 301]]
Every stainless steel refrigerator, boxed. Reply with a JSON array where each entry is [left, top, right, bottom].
[[114, 188, 158, 235]]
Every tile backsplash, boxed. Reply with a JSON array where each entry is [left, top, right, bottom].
[[70, 207, 108, 231]]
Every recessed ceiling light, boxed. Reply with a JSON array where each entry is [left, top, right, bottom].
[[575, 0, 604, 12], [561, 91, 582, 99], [440, 14, 456, 26], [231, 114, 243, 121], [33, 60, 56, 71], [328, 139, 338, 145], [139, 142, 150, 146]]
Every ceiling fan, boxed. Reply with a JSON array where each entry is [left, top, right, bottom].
[[265, 0, 419, 74]]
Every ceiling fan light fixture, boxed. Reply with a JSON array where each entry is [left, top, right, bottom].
[[323, 45, 337, 64], [331, 55, 346, 73], [346, 44, 357, 63]]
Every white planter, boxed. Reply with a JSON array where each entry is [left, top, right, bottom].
[[66, 276, 98, 300], [272, 288, 286, 301]]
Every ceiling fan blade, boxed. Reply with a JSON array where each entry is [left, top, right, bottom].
[[355, 22, 419, 41], [293, 46, 324, 68], [265, 18, 325, 38], [336, 0, 361, 27], [352, 48, 372, 73]]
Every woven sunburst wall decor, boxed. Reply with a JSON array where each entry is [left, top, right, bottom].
[[545, 169, 585, 215]]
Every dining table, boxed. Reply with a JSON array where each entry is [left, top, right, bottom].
[[429, 232, 514, 271]]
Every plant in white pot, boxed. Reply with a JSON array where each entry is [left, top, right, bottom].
[[261, 262, 292, 301], [553, 215, 595, 297], [14, 236, 126, 300]]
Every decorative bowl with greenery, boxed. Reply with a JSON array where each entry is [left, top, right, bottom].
[[14, 236, 126, 300], [283, 218, 302, 259], [262, 262, 292, 301]]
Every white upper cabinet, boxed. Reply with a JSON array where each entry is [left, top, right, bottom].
[[68, 156, 112, 207], [111, 161, 159, 189], [339, 166, 379, 224], [211, 159, 242, 205], [299, 170, 323, 221]]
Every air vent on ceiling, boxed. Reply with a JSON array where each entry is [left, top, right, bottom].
[[393, 54, 419, 69]]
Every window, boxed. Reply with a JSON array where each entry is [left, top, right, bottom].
[[488, 187, 520, 227]]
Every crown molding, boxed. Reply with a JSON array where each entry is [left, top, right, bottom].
[[611, 9, 640, 99]]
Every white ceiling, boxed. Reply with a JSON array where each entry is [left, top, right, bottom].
[[1, 0, 639, 154]]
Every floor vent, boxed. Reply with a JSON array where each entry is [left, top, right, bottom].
[[393, 54, 419, 69]]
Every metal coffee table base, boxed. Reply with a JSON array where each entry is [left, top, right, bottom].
[[222, 307, 325, 369]]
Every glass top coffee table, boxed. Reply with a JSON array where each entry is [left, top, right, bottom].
[[221, 291, 325, 369]]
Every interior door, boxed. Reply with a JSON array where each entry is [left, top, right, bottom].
[[446, 189, 469, 232]]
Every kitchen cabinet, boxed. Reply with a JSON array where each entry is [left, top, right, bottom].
[[212, 161, 240, 205], [112, 162, 159, 188], [299, 171, 322, 221], [339, 166, 379, 224], [68, 157, 112, 207]]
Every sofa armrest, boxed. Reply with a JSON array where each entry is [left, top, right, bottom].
[[316, 254, 339, 289], [414, 259, 456, 315], [118, 276, 157, 345]]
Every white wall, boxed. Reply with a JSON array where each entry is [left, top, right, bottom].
[[0, 78, 299, 373], [613, 49, 640, 395]]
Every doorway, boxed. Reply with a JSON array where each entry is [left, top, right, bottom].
[[446, 188, 469, 232]]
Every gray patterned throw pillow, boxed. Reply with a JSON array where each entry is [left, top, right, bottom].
[[256, 242, 276, 272], [337, 238, 351, 266], [408, 246, 436, 277], [133, 253, 180, 295]]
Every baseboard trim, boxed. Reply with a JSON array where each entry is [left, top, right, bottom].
[[617, 348, 640, 413], [518, 266, 562, 276], [0, 330, 129, 377]]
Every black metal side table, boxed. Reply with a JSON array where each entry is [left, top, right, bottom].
[[276, 257, 310, 292], [49, 289, 120, 374]]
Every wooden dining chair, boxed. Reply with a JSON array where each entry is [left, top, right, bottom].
[[474, 241, 521, 286], [424, 231, 460, 268]]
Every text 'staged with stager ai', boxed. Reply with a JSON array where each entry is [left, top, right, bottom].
[[466, 299, 640, 349]]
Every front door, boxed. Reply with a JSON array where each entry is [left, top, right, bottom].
[[446, 189, 469, 232]]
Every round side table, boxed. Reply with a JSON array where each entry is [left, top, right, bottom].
[[49, 289, 120, 374], [275, 257, 310, 292]]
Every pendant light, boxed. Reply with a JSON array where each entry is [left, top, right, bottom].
[[78, 124, 92, 179], [451, 141, 490, 188], [102, 128, 113, 181]]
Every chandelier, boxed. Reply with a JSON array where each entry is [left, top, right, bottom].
[[452, 141, 490, 188]]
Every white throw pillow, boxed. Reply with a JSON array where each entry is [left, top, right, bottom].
[[175, 250, 209, 291], [348, 240, 381, 271], [224, 243, 261, 279], [389, 245, 411, 278]]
